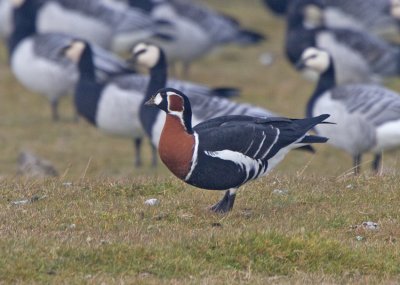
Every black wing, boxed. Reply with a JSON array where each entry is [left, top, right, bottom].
[[195, 115, 324, 161]]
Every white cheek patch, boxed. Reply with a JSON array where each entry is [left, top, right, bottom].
[[138, 46, 160, 68], [66, 42, 85, 63], [310, 53, 330, 73], [154, 93, 163, 105]]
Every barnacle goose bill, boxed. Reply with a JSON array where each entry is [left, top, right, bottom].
[[145, 88, 329, 213], [297, 47, 400, 174]]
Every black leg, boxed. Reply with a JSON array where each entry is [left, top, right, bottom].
[[372, 153, 382, 174], [353, 154, 362, 175], [51, 100, 60, 122], [151, 144, 158, 168], [133, 138, 143, 168], [210, 189, 237, 213]]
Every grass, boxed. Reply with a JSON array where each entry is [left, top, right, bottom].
[[2, 0, 400, 283]]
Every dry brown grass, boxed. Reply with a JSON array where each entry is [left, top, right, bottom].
[[2, 0, 400, 283]]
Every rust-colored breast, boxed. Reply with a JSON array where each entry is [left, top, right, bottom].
[[159, 115, 195, 180]]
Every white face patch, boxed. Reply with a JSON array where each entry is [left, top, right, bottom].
[[11, 0, 25, 8], [304, 5, 323, 28], [301, 47, 330, 74], [134, 45, 160, 69], [154, 93, 163, 105], [65, 41, 86, 63]]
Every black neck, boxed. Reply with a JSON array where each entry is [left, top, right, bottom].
[[140, 52, 168, 138], [79, 46, 96, 82], [8, 1, 39, 54], [75, 44, 104, 125], [182, 99, 193, 134], [306, 62, 336, 118]]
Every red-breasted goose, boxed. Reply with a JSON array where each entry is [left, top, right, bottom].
[[145, 87, 329, 213]]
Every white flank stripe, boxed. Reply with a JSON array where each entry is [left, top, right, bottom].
[[185, 133, 199, 181], [253, 131, 266, 157], [205, 150, 262, 180], [261, 129, 280, 159]]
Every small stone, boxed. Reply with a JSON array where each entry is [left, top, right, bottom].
[[63, 182, 73, 187], [346, 184, 353, 189], [11, 195, 47, 206], [362, 221, 379, 230], [68, 224, 76, 229], [139, 272, 151, 278], [17, 150, 58, 178], [356, 235, 364, 241], [11, 199, 30, 205], [86, 236, 93, 243], [272, 189, 288, 195], [259, 52, 275, 66], [145, 198, 159, 206]]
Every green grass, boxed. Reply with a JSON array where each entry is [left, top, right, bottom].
[[2, 0, 400, 283]]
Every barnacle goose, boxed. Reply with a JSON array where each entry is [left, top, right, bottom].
[[128, 0, 265, 77], [286, 0, 400, 84], [133, 43, 276, 149], [9, 0, 134, 120], [145, 87, 329, 213], [297, 47, 400, 174]]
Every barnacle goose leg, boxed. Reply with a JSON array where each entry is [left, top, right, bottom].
[[133, 138, 143, 168], [151, 144, 158, 168], [372, 153, 382, 174], [210, 189, 237, 213], [50, 100, 60, 122], [353, 154, 362, 175]]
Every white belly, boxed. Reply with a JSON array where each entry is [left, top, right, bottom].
[[11, 39, 77, 102], [374, 120, 400, 152], [312, 92, 375, 155], [95, 84, 143, 138]]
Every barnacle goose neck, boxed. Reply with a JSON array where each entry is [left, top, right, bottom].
[[145, 87, 329, 213], [8, 0, 136, 121], [286, 0, 400, 84], [298, 47, 400, 174], [128, 0, 265, 77], [133, 42, 275, 149]]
